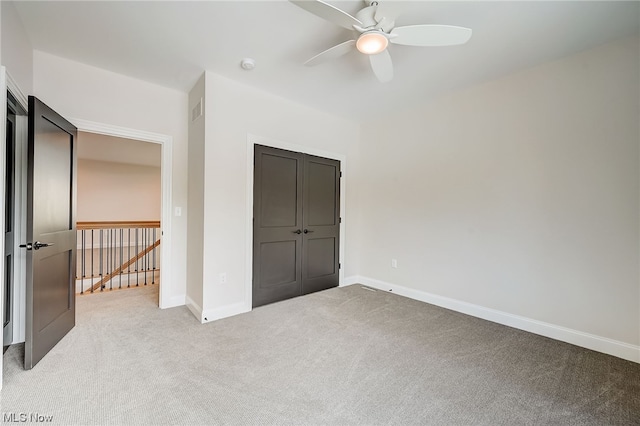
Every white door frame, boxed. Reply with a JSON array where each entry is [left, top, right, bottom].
[[70, 119, 173, 309], [0, 69, 30, 390], [7, 71, 28, 346], [0, 67, 7, 391], [245, 133, 347, 311]]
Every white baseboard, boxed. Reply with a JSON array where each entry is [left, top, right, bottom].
[[185, 296, 203, 322], [162, 294, 186, 309], [202, 302, 250, 324], [349, 275, 640, 364], [341, 276, 360, 286], [186, 297, 250, 324]]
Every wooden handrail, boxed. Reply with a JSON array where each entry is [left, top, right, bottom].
[[77, 221, 160, 230], [90, 238, 161, 292]]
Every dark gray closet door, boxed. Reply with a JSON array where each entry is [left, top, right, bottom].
[[253, 145, 340, 308], [253, 145, 304, 308], [301, 154, 340, 295]]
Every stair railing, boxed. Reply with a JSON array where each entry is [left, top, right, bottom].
[[76, 221, 161, 294]]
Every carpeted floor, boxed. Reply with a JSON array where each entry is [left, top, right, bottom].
[[1, 284, 638, 425]]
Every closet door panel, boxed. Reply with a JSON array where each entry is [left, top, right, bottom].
[[302, 154, 340, 295], [252, 146, 303, 308]]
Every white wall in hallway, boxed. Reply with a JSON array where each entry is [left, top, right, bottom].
[[77, 159, 161, 222], [33, 50, 189, 307], [357, 36, 639, 348]]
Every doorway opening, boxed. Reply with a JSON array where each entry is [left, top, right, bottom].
[[75, 132, 162, 301], [71, 119, 174, 311], [3, 116, 173, 356]]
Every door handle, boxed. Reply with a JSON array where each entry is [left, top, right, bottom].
[[293, 229, 302, 234], [33, 241, 54, 250], [20, 241, 54, 251], [303, 229, 314, 234]]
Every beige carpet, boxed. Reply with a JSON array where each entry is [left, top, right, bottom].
[[1, 284, 638, 425]]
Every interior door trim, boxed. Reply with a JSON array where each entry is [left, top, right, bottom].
[[0, 69, 29, 389], [6, 73, 28, 348], [245, 133, 347, 311], [0, 67, 7, 390], [6, 72, 28, 113]]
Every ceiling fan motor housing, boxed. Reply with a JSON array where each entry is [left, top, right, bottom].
[[356, 3, 394, 33], [356, 5, 376, 26]]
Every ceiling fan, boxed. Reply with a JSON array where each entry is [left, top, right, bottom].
[[290, 0, 472, 82]]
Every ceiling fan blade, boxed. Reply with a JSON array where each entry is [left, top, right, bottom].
[[290, 0, 362, 30], [390, 25, 472, 47], [304, 40, 356, 66], [369, 50, 393, 83]]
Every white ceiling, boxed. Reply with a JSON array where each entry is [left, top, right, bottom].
[[14, 1, 640, 121], [78, 132, 161, 168]]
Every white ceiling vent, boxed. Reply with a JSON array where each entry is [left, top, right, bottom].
[[191, 98, 203, 122]]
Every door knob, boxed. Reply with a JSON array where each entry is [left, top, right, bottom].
[[303, 229, 314, 234], [293, 229, 302, 234]]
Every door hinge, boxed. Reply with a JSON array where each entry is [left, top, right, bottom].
[[339, 263, 341, 269], [339, 217, 342, 223], [340, 171, 342, 178]]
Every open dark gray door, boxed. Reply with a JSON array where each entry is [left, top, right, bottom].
[[24, 96, 77, 369]]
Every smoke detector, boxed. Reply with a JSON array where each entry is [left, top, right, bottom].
[[240, 58, 256, 70]]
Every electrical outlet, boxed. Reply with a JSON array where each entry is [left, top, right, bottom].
[[391, 259, 398, 268], [219, 273, 227, 284]]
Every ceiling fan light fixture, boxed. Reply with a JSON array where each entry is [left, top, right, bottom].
[[356, 31, 388, 55]]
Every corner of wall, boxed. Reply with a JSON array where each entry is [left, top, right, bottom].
[[185, 295, 203, 323], [201, 302, 250, 324], [185, 72, 207, 318]]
